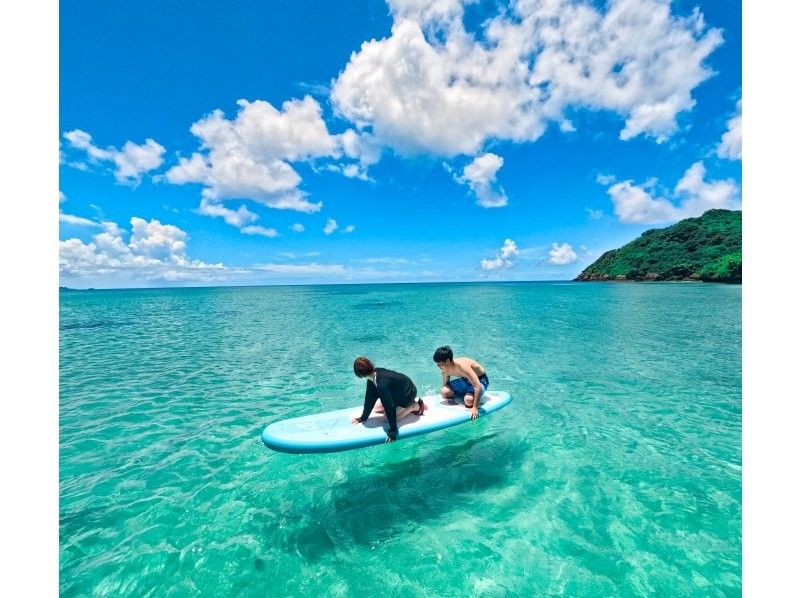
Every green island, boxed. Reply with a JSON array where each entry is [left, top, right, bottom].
[[574, 209, 741, 283]]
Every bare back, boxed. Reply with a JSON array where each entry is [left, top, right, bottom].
[[450, 357, 485, 379]]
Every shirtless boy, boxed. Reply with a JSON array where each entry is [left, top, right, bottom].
[[433, 346, 489, 420]]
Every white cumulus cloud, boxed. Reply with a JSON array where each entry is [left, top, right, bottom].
[[674, 161, 741, 215], [481, 238, 518, 269], [324, 218, 339, 235], [337, 129, 383, 178], [127, 218, 189, 260], [453, 153, 508, 208], [548, 242, 578, 265], [601, 161, 741, 224], [499, 238, 519, 259], [165, 97, 336, 216], [197, 197, 259, 228], [194, 198, 279, 238], [60, 217, 225, 284], [717, 99, 742, 160], [606, 180, 680, 224], [331, 0, 722, 156], [63, 129, 166, 185], [480, 257, 508, 270]]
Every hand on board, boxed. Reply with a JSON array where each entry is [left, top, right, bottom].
[[470, 406, 479, 420]]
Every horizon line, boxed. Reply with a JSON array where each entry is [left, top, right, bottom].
[[59, 279, 577, 292]]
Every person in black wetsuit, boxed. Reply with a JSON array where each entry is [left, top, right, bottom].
[[350, 356, 425, 443]]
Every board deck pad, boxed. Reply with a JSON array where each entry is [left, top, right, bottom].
[[261, 390, 512, 453]]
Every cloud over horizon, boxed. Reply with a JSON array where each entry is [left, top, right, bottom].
[[60, 217, 225, 283], [481, 238, 519, 270], [548, 242, 578, 265], [601, 161, 741, 224]]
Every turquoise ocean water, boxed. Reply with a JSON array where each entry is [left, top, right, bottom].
[[60, 282, 741, 596]]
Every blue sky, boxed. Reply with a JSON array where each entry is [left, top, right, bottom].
[[59, 0, 742, 288]]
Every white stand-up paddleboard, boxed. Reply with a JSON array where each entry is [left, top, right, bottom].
[[261, 390, 512, 454]]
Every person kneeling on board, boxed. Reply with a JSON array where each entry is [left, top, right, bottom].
[[433, 345, 489, 421], [350, 356, 425, 443]]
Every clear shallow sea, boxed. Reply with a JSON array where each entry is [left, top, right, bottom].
[[60, 282, 741, 596]]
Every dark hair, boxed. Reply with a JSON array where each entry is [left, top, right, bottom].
[[353, 356, 375, 377], [433, 346, 453, 363]]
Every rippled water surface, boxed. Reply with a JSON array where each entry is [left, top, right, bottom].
[[60, 282, 741, 596]]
